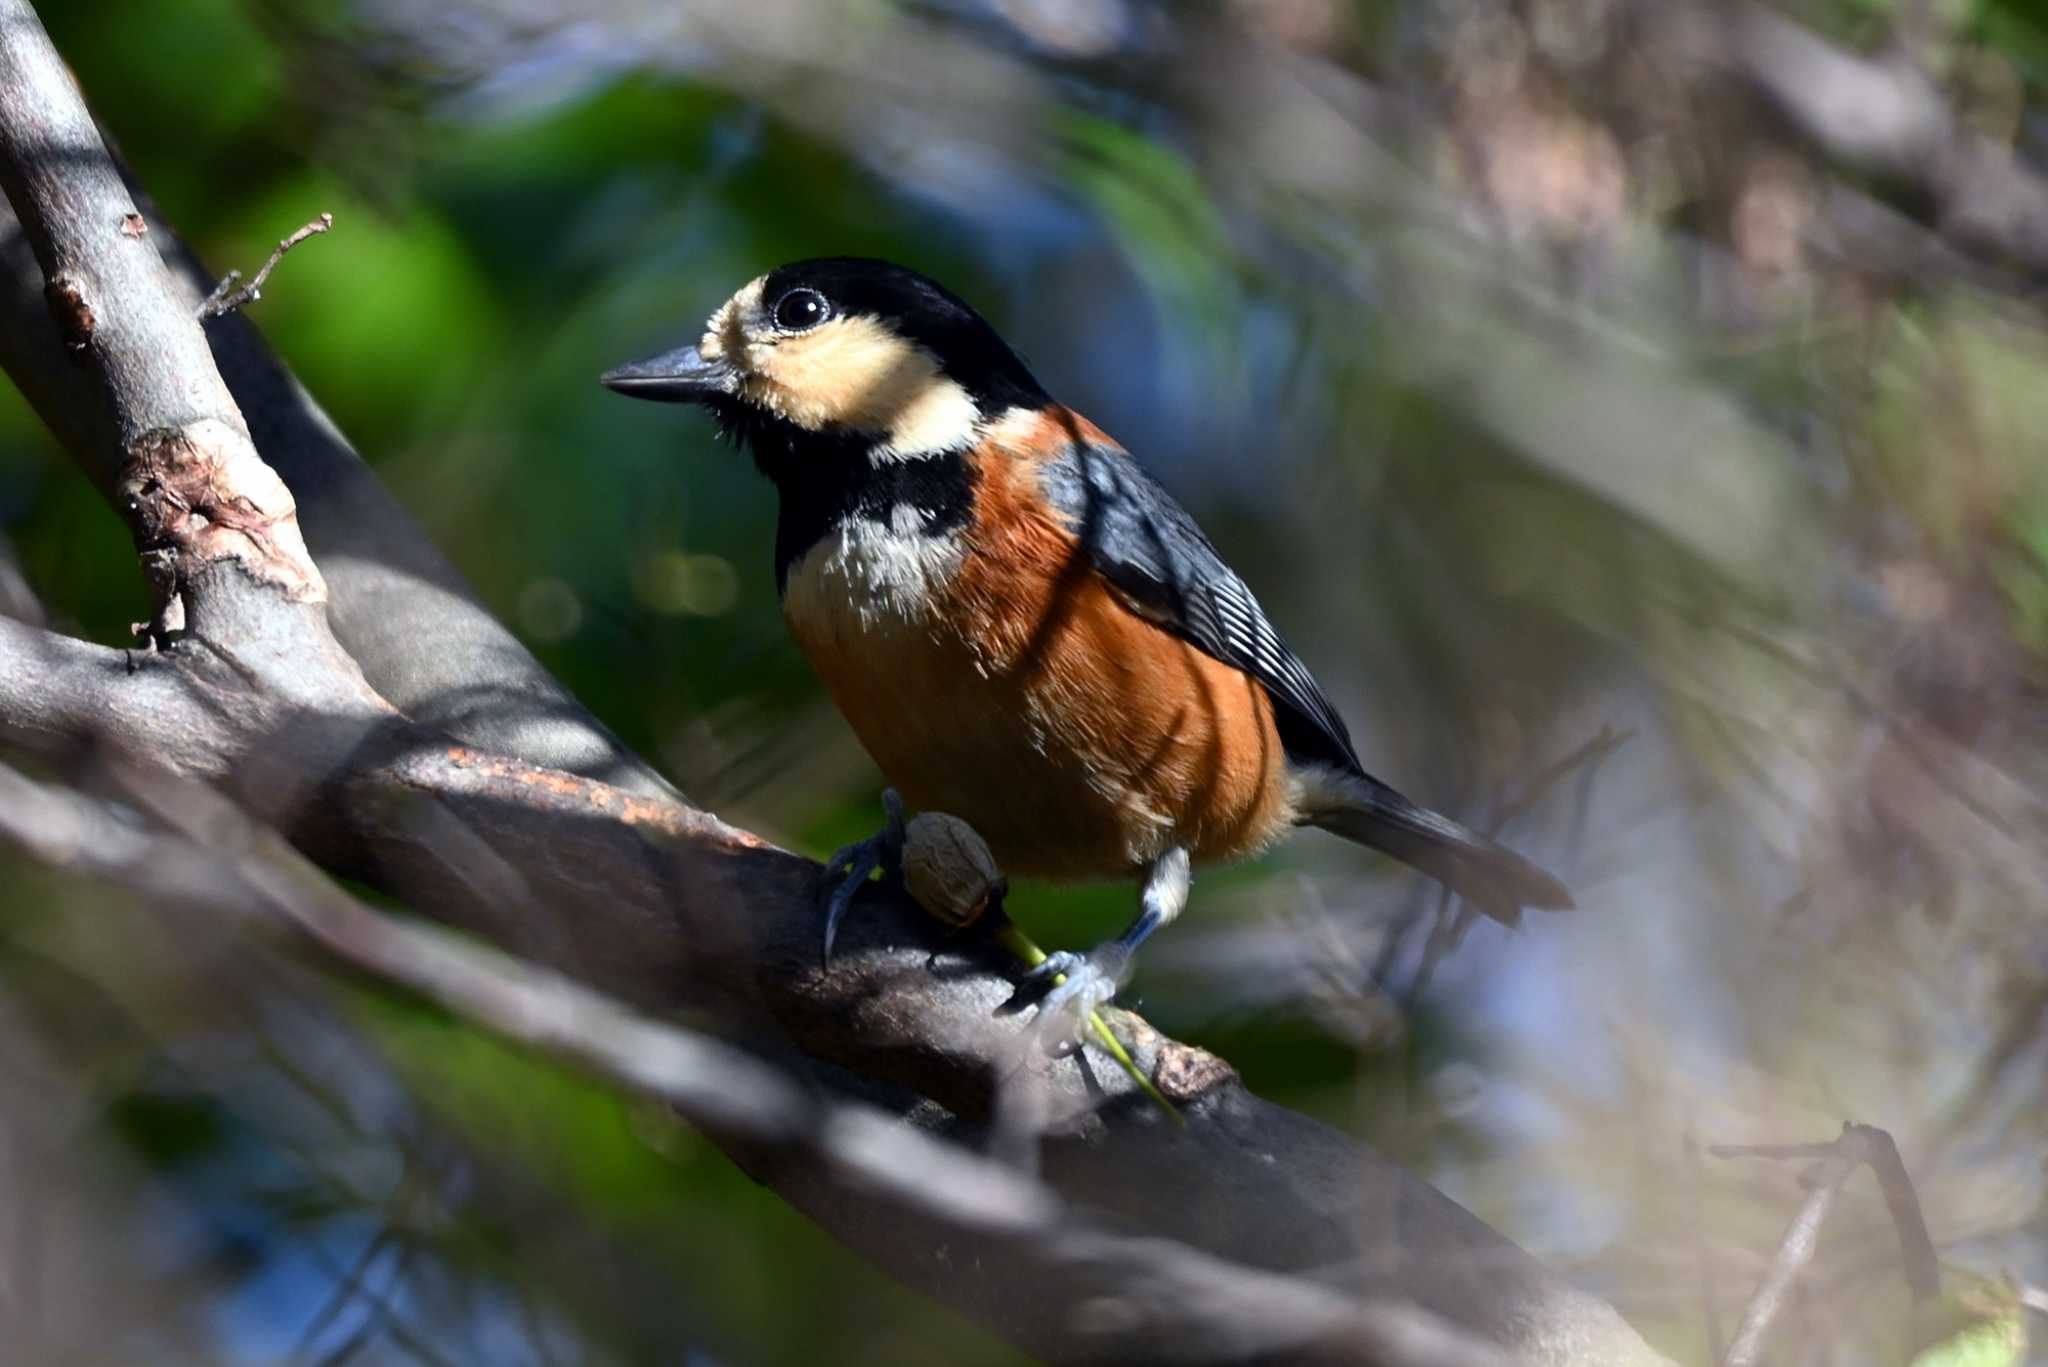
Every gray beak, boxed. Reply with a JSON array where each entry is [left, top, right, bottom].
[[600, 345, 735, 402]]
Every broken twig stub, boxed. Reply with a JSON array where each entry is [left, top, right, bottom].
[[115, 418, 326, 630], [199, 212, 334, 320]]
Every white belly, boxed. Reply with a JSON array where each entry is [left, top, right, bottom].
[[781, 509, 966, 643]]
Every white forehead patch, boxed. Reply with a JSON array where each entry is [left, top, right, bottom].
[[698, 277, 765, 363], [705, 290, 982, 458]]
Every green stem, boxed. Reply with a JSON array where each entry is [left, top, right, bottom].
[[995, 923, 1183, 1126]]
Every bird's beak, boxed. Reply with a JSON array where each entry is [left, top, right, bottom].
[[600, 345, 736, 403]]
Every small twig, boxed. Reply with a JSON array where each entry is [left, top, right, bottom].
[[198, 212, 333, 320], [1398, 725, 1634, 1003], [1403, 884, 1466, 1004], [1489, 724, 1637, 837], [1720, 1142, 1857, 1367], [1859, 1126, 1941, 1299], [1686, 1127, 1724, 1364], [292, 1227, 399, 1365], [1713, 1123, 1940, 1367], [993, 920, 1182, 1124], [1709, 1139, 1841, 1162]]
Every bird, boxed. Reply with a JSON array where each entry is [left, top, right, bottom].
[[602, 257, 1571, 1037]]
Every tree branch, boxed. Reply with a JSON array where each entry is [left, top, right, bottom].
[[1713, 1123, 1940, 1367], [198, 210, 333, 319], [0, 612, 1669, 1366], [1720, 5, 2048, 280], [0, 756, 1531, 1367], [0, 0, 326, 640], [0, 119, 671, 796]]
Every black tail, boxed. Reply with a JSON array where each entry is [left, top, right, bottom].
[[1305, 774, 1573, 926]]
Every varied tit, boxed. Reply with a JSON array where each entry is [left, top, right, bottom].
[[603, 258, 1571, 1036]]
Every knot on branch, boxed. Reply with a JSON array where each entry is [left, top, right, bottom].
[[115, 418, 326, 609], [42, 273, 93, 356], [1112, 1012, 1237, 1103], [1153, 1039, 1237, 1102]]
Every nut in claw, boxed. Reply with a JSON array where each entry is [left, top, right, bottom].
[[901, 812, 1005, 928]]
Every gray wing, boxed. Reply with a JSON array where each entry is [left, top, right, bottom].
[[1038, 436, 1575, 921], [1039, 440, 1365, 778]]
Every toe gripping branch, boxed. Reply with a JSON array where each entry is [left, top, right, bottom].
[[1022, 943, 1132, 1050], [826, 801, 1183, 1121], [1021, 846, 1187, 1051], [820, 789, 908, 966]]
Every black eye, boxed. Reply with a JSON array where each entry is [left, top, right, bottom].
[[773, 288, 829, 332]]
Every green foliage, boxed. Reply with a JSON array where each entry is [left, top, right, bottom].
[[104, 1092, 230, 1167], [1912, 1312, 2028, 1367], [1062, 112, 1245, 378]]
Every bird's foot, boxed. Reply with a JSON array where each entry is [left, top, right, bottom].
[[1023, 943, 1131, 1054], [819, 789, 907, 965]]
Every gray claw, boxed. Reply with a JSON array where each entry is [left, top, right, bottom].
[[819, 790, 907, 966], [1024, 947, 1129, 1053], [1023, 949, 1086, 982]]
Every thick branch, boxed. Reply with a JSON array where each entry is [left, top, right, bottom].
[[0, 1, 324, 628], [0, 614, 1666, 1365], [0, 759, 1528, 1367]]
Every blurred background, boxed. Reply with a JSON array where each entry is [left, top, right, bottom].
[[2, 0, 2046, 1362]]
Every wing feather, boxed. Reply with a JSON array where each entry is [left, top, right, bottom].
[[1038, 439, 1364, 777], [1033, 427, 1573, 919]]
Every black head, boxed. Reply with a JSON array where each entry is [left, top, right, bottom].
[[600, 258, 1048, 466]]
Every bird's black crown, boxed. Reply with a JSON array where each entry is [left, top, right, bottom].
[[759, 257, 1048, 413]]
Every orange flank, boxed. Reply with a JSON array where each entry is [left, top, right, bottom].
[[785, 409, 1294, 881]]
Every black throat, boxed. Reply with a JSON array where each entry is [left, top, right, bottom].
[[705, 398, 977, 592]]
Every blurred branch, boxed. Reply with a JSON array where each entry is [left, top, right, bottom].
[[1396, 726, 1633, 1002], [0, 757, 1516, 1367], [0, 3, 1674, 1363], [0, 610, 1669, 1365], [1719, 5, 2048, 281], [1713, 1123, 1940, 1367], [0, 530, 40, 626], [1492, 726, 1637, 836], [291, 1226, 400, 1367], [1719, 1141, 1856, 1367]]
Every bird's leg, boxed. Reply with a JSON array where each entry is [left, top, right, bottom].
[[1026, 847, 1190, 1049], [819, 788, 908, 965]]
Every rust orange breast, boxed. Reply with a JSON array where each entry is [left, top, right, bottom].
[[783, 437, 1293, 880]]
